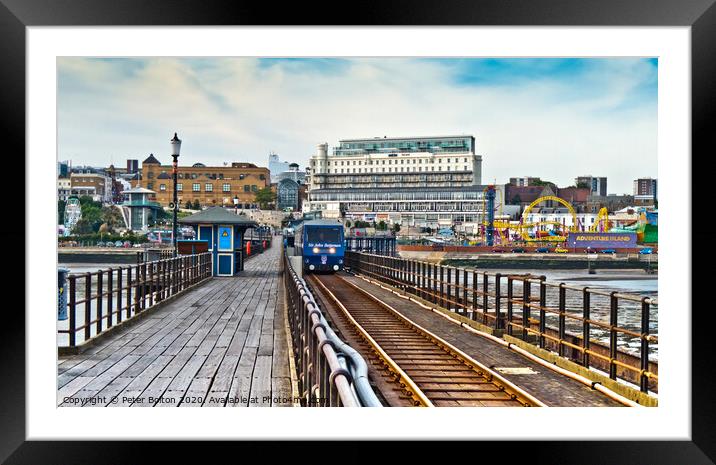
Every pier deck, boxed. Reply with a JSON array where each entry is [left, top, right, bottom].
[[57, 244, 295, 407]]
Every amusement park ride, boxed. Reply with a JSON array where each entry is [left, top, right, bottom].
[[479, 186, 613, 246]]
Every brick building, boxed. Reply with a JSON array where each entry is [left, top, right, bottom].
[[139, 154, 270, 208]]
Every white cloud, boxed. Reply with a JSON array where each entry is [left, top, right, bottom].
[[58, 57, 656, 193]]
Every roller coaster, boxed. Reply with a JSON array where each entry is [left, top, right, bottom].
[[480, 194, 613, 245]]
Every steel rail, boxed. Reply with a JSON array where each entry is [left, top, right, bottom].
[[312, 274, 544, 407]]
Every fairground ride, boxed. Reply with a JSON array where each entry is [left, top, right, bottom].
[[518, 196, 578, 243], [63, 197, 82, 232]]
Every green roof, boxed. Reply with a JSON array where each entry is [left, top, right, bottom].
[[178, 206, 258, 227]]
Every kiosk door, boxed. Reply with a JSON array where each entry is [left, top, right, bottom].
[[217, 225, 234, 276]]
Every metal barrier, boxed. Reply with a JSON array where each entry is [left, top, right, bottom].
[[346, 251, 658, 393], [58, 252, 212, 349], [283, 251, 382, 407]]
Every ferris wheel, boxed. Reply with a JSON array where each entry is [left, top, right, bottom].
[[64, 197, 82, 231]]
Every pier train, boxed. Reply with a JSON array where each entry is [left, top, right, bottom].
[[294, 220, 345, 273]]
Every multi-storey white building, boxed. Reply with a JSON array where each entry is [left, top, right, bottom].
[[304, 135, 489, 228]]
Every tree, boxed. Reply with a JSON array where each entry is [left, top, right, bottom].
[[192, 199, 201, 210], [392, 223, 401, 233], [73, 218, 94, 235], [376, 220, 387, 231], [254, 187, 276, 210], [58, 200, 66, 224], [345, 220, 352, 228], [185, 200, 193, 210]]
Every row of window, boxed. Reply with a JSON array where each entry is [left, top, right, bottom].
[[322, 165, 469, 174], [147, 171, 266, 181], [153, 183, 259, 193]]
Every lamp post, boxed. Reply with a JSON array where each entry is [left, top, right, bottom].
[[170, 132, 182, 257], [233, 195, 239, 215]]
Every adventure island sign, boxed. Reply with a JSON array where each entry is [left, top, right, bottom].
[[566, 232, 637, 248]]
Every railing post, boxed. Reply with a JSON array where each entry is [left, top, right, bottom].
[[128, 266, 135, 319], [439, 265, 445, 308], [494, 273, 502, 330], [609, 292, 618, 380], [507, 277, 514, 336], [96, 271, 103, 334], [522, 279, 531, 341], [640, 297, 651, 393], [148, 261, 155, 307], [68, 275, 76, 347], [558, 283, 566, 357], [583, 288, 591, 368], [107, 268, 113, 329], [482, 273, 489, 325], [116, 266, 123, 324], [462, 269, 468, 316], [446, 267, 452, 311], [472, 270, 478, 320], [84, 273, 91, 341], [538, 276, 546, 349]]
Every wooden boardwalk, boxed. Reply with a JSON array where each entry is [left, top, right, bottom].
[[57, 244, 296, 407]]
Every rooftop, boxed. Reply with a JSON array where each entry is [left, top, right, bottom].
[[178, 206, 258, 226]]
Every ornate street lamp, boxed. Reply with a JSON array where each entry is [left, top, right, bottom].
[[171, 132, 181, 257], [233, 195, 239, 215]]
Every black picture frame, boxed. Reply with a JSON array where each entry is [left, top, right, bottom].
[[2, 0, 712, 463]]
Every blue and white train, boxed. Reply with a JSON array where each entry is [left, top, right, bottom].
[[295, 220, 345, 272]]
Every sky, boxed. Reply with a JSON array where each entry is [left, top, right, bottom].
[[58, 57, 657, 194]]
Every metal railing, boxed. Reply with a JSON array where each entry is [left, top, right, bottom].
[[58, 252, 212, 349], [346, 252, 658, 393], [283, 251, 381, 407]]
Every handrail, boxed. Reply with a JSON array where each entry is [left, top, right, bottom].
[[345, 251, 658, 394], [283, 250, 382, 407]]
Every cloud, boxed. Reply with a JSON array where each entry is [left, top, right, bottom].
[[58, 57, 656, 193]]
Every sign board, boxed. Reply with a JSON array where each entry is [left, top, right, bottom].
[[566, 232, 637, 248]]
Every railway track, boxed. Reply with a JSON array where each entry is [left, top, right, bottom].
[[306, 273, 546, 407]]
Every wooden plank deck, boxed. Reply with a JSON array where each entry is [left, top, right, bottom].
[[57, 243, 295, 407]]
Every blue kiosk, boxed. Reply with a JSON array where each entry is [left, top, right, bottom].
[[178, 206, 258, 276]]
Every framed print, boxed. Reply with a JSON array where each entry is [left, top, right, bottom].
[[3, 0, 714, 463]]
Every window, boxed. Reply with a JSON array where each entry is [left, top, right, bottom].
[[259, 174, 266, 180], [159, 184, 166, 191], [244, 185, 250, 192], [205, 183, 213, 192], [223, 183, 231, 192], [251, 185, 258, 192], [177, 183, 183, 191], [192, 183, 200, 192], [147, 182, 154, 190], [147, 172, 154, 179]]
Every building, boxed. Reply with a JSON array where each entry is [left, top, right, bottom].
[[57, 178, 71, 201], [307, 185, 508, 229], [509, 176, 542, 187], [120, 186, 162, 231], [633, 177, 657, 205], [268, 153, 291, 183], [70, 172, 111, 202], [304, 135, 484, 227], [126, 159, 139, 174], [277, 178, 301, 211], [57, 161, 69, 178], [575, 175, 608, 197], [307, 135, 481, 191], [139, 154, 270, 209], [524, 209, 600, 233], [276, 163, 307, 184]]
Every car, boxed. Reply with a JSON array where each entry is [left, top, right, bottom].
[[115, 240, 124, 247], [105, 241, 114, 247], [96, 241, 105, 247], [555, 247, 569, 253], [492, 248, 505, 253], [536, 247, 550, 253], [601, 249, 616, 254], [123, 241, 132, 248], [639, 248, 653, 255], [585, 248, 598, 254], [511, 247, 526, 253]]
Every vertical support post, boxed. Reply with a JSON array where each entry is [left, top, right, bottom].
[[472, 270, 478, 320], [522, 279, 531, 341], [558, 283, 566, 357], [129, 266, 136, 319], [640, 298, 651, 393], [439, 266, 445, 308], [148, 262, 154, 307], [117, 266, 123, 324], [446, 267, 452, 311], [538, 276, 546, 349], [507, 277, 514, 336], [96, 271, 103, 334], [462, 269, 468, 316], [609, 292, 618, 380], [494, 273, 502, 330], [68, 276, 76, 347], [84, 273, 91, 341], [583, 288, 591, 368], [482, 273, 489, 325], [106, 269, 113, 329]]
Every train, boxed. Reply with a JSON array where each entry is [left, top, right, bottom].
[[294, 220, 345, 273]]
